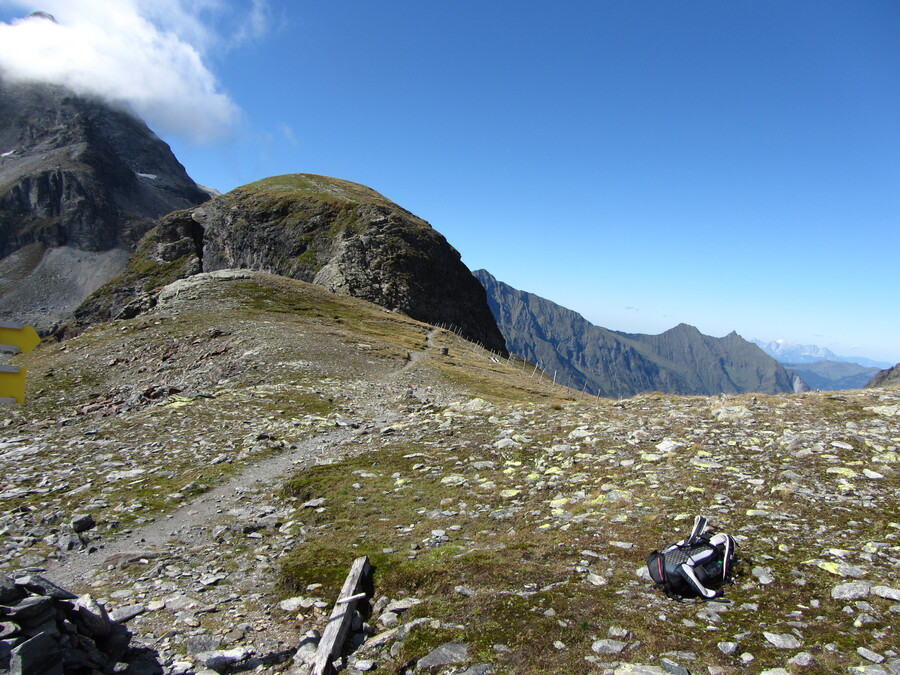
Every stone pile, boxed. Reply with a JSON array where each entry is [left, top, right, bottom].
[[0, 574, 159, 674]]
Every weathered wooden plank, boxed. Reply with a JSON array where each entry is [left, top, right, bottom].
[[310, 555, 372, 675]]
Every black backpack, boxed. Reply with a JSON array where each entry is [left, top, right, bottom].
[[647, 516, 736, 600]]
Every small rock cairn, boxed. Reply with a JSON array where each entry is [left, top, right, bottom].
[[1, 574, 158, 674]]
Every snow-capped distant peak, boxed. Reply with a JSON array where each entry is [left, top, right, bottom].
[[752, 338, 836, 363], [751, 338, 891, 368]]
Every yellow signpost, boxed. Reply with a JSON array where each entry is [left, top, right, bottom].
[[0, 323, 41, 404]]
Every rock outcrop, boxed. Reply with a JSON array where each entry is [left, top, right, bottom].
[[0, 76, 210, 331], [73, 174, 507, 354], [475, 268, 807, 397]]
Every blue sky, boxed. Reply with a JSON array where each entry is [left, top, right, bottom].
[[2, 1, 898, 363]]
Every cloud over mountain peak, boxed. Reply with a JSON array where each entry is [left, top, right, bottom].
[[0, 0, 268, 143]]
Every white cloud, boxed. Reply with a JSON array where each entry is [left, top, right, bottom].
[[280, 123, 298, 146], [233, 0, 269, 46], [0, 0, 269, 143]]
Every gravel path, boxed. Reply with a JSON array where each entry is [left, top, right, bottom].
[[40, 327, 445, 591], [41, 422, 361, 590]]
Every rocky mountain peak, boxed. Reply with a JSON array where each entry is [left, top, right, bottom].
[[74, 174, 508, 355], [474, 269, 807, 397], [0, 76, 210, 330], [0, 76, 209, 253]]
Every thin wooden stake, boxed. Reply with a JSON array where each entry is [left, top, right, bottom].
[[311, 556, 372, 675]]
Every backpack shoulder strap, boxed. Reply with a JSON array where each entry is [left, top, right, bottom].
[[686, 515, 708, 545]]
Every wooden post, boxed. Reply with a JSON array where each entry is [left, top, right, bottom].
[[310, 556, 372, 675]]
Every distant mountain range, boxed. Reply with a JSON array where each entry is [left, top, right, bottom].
[[750, 339, 894, 391], [782, 361, 882, 391], [751, 339, 892, 369], [474, 270, 806, 398]]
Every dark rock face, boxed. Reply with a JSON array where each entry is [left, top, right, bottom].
[[0, 76, 209, 253], [75, 174, 507, 355], [475, 269, 806, 398], [0, 76, 210, 329], [867, 363, 900, 388]]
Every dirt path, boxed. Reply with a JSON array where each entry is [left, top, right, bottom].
[[41, 332, 446, 591], [41, 422, 363, 590], [398, 327, 439, 375]]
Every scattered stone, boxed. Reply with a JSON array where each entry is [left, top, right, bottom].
[[279, 596, 315, 612], [416, 642, 468, 669], [711, 405, 752, 421], [873, 586, 900, 602], [832, 581, 872, 600], [378, 611, 399, 628], [70, 513, 96, 533], [788, 652, 814, 667], [383, 597, 421, 614], [293, 631, 320, 666], [717, 642, 738, 655], [110, 604, 146, 623], [764, 632, 801, 649], [655, 440, 682, 453], [659, 657, 691, 675], [592, 639, 627, 654], [752, 566, 775, 585], [614, 665, 667, 675], [186, 635, 223, 655], [456, 666, 493, 675], [857, 647, 885, 664], [194, 647, 251, 671]]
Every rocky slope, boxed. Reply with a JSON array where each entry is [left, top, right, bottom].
[[71, 174, 507, 355], [867, 364, 900, 389], [0, 76, 210, 331], [3, 271, 897, 675], [474, 269, 806, 398]]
